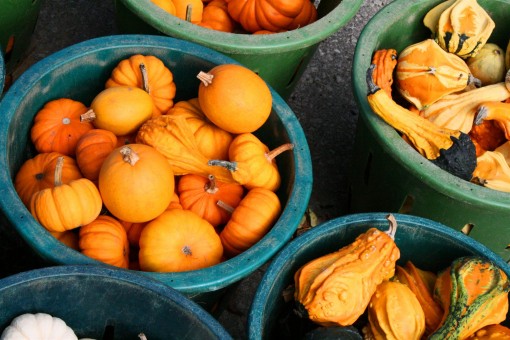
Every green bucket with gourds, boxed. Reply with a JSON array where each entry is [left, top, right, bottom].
[[349, 0, 510, 261], [113, 0, 363, 98]]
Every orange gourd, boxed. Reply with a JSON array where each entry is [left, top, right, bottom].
[[469, 119, 506, 156], [79, 215, 130, 269], [174, 0, 203, 22], [30, 98, 94, 156], [227, 0, 317, 33], [14, 152, 82, 208], [468, 324, 510, 339], [209, 133, 293, 191], [98, 144, 175, 223], [75, 129, 118, 182], [151, 0, 177, 15], [371, 49, 398, 97], [50, 230, 79, 250], [139, 209, 223, 272], [105, 54, 176, 118], [30, 157, 102, 233], [178, 173, 244, 227], [197, 64, 272, 134], [166, 98, 233, 160], [198, 0, 235, 32], [219, 187, 281, 258]]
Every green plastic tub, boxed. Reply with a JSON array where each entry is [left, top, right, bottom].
[[0, 35, 312, 308], [0, 48, 4, 92], [0, 265, 232, 339], [349, 0, 510, 261], [0, 0, 43, 75], [114, 0, 363, 98], [248, 213, 510, 339]]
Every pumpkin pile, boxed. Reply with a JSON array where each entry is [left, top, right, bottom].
[[291, 214, 510, 339], [150, 0, 318, 34], [365, 0, 510, 192], [15, 54, 292, 272]]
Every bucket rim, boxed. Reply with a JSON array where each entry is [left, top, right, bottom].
[[117, 0, 364, 54], [0, 34, 313, 294], [352, 0, 510, 209]]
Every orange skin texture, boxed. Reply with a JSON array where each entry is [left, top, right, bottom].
[[198, 0, 235, 32], [75, 129, 118, 182]]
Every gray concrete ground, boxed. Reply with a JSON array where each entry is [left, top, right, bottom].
[[8, 0, 392, 338]]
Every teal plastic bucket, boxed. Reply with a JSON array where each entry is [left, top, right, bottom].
[[0, 35, 312, 308], [0, 265, 232, 339], [0, 48, 4, 93], [114, 0, 363, 98], [247, 213, 510, 339], [349, 0, 510, 261], [0, 0, 43, 75]]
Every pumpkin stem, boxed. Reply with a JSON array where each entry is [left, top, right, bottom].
[[54, 156, 65, 187], [205, 174, 219, 194], [266, 143, 294, 162], [468, 74, 482, 88], [139, 63, 150, 94], [385, 214, 398, 239], [186, 4, 193, 22], [80, 109, 96, 122], [197, 71, 214, 87], [474, 105, 488, 126], [367, 64, 381, 95], [217, 200, 235, 214], [138, 333, 147, 340], [182, 245, 193, 256], [120, 146, 140, 166], [208, 159, 238, 172]]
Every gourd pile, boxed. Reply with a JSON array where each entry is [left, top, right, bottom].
[[14, 54, 292, 272], [291, 215, 510, 339], [150, 0, 317, 34], [366, 0, 510, 192]]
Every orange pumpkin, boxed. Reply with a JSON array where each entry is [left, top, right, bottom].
[[138, 209, 223, 272], [30, 157, 103, 233], [98, 144, 175, 223], [30, 98, 94, 156], [166, 98, 233, 160], [151, 0, 177, 15], [178, 173, 244, 227], [14, 152, 82, 208], [79, 215, 130, 269], [227, 0, 317, 33], [50, 230, 79, 250], [173, 0, 204, 22], [105, 54, 176, 118], [198, 0, 235, 32], [197, 64, 272, 134], [219, 187, 281, 258], [75, 129, 118, 182]]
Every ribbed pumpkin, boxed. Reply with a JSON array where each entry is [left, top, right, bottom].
[[30, 98, 94, 156], [30, 157, 102, 233], [197, 64, 272, 134], [75, 129, 118, 182], [178, 173, 244, 227], [151, 0, 176, 15], [198, 0, 235, 32], [293, 215, 400, 327], [430, 256, 510, 339], [79, 215, 130, 269], [219, 187, 281, 258], [395, 39, 479, 109], [227, 0, 317, 33], [98, 144, 175, 223], [166, 98, 233, 160], [14, 152, 82, 208], [50, 230, 79, 250], [105, 54, 176, 117], [138, 209, 223, 272], [174, 0, 203, 22]]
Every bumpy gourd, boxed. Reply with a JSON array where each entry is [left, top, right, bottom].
[[293, 214, 400, 326], [371, 49, 397, 98], [430, 256, 510, 339], [395, 39, 480, 109], [472, 143, 510, 192], [366, 64, 477, 181], [474, 101, 510, 139], [367, 280, 426, 340]]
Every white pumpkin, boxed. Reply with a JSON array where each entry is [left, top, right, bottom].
[[0, 313, 78, 340]]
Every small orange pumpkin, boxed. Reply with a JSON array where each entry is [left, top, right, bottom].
[[30, 157, 103, 233], [173, 0, 204, 22], [31, 98, 94, 156], [198, 0, 235, 32], [105, 54, 176, 118], [197, 64, 272, 134], [14, 152, 82, 208], [98, 144, 175, 223], [151, 0, 177, 15], [50, 230, 79, 250], [219, 187, 281, 258], [139, 209, 223, 272], [75, 129, 118, 182], [178, 173, 244, 227], [79, 215, 130, 269]]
